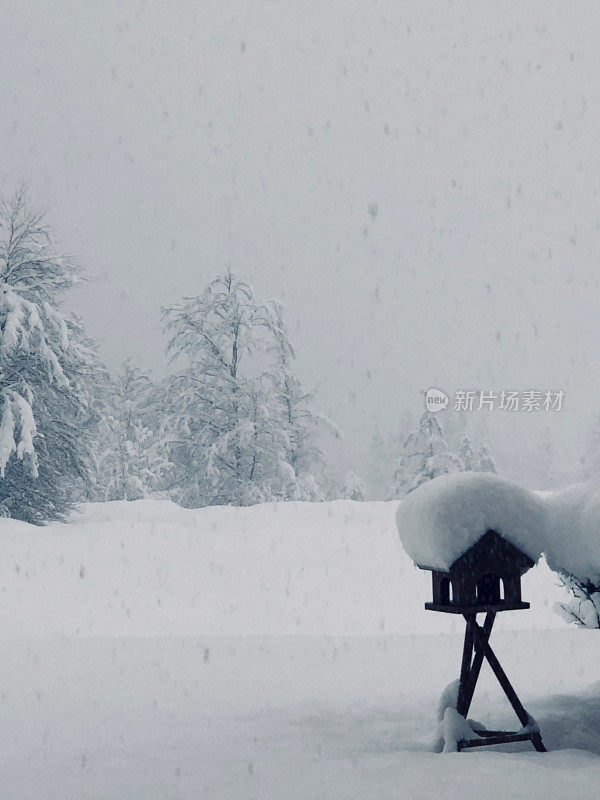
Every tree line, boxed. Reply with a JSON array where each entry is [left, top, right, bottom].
[[0, 189, 496, 523]]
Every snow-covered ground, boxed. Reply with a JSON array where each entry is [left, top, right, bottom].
[[0, 499, 599, 799], [0, 498, 567, 638]]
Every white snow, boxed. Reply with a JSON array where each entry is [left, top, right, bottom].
[[0, 497, 566, 638], [436, 678, 460, 722], [1, 629, 599, 799], [438, 707, 481, 752], [0, 498, 596, 799], [541, 480, 600, 584], [395, 472, 547, 571]]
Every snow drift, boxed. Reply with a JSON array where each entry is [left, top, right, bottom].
[[541, 481, 600, 584]]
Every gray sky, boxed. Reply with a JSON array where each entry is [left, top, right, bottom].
[[2, 0, 600, 486]]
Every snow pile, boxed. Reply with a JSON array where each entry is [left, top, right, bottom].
[[436, 679, 460, 723], [435, 679, 492, 752], [541, 480, 600, 584], [437, 707, 481, 753], [396, 472, 547, 570]]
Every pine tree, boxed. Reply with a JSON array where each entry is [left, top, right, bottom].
[[343, 471, 366, 501], [162, 269, 330, 507], [393, 412, 463, 497], [367, 415, 414, 499], [267, 302, 337, 500], [459, 434, 496, 473], [93, 359, 170, 501], [0, 188, 104, 522], [472, 440, 496, 473], [458, 435, 474, 470]]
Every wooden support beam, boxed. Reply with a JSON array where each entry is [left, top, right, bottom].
[[531, 733, 547, 753], [465, 615, 530, 728], [460, 613, 546, 753], [461, 612, 495, 718], [458, 733, 533, 751], [456, 616, 474, 717]]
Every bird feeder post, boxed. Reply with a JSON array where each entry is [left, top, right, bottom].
[[419, 529, 546, 753]]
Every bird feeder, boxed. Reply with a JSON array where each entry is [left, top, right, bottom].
[[396, 472, 550, 753], [424, 529, 533, 613]]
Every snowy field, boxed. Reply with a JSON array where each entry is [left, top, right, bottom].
[[1, 499, 599, 799]]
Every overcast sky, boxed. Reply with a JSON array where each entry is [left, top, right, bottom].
[[2, 1, 600, 486]]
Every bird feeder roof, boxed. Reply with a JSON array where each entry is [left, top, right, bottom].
[[396, 472, 546, 572]]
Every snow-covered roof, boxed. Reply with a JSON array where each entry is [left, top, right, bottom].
[[396, 472, 546, 572]]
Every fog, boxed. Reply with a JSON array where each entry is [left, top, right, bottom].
[[2, 0, 600, 486]]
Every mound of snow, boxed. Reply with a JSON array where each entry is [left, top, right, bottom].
[[437, 707, 482, 753], [541, 481, 600, 584], [396, 472, 547, 571]]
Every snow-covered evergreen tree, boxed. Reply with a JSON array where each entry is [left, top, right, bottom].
[[266, 302, 337, 500], [343, 471, 366, 501], [93, 359, 170, 501], [393, 412, 463, 497], [459, 435, 496, 473], [162, 269, 330, 507], [366, 415, 414, 500], [0, 189, 104, 522]]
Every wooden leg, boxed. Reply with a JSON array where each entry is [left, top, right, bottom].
[[465, 616, 529, 728], [454, 614, 546, 753], [456, 616, 474, 717], [462, 612, 495, 718], [531, 732, 547, 753]]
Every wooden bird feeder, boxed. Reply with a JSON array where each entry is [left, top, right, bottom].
[[424, 529, 533, 614], [418, 528, 546, 753]]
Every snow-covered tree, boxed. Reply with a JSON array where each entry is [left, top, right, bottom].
[[366, 416, 414, 500], [459, 435, 496, 473], [266, 302, 337, 500], [93, 359, 170, 501], [0, 189, 104, 522], [162, 269, 330, 507], [343, 471, 366, 501], [393, 412, 463, 497], [556, 574, 600, 629], [441, 410, 496, 476]]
